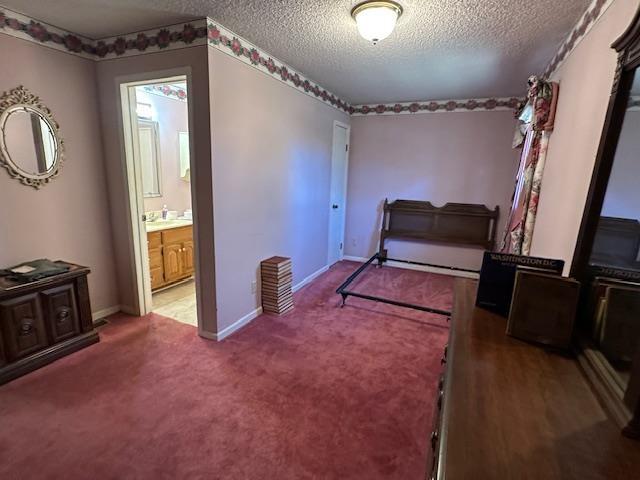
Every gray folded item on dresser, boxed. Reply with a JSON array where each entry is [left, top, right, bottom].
[[0, 259, 72, 283]]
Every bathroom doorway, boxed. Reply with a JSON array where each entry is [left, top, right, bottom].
[[120, 75, 199, 327]]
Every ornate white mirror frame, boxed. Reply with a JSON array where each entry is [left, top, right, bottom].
[[0, 86, 65, 189]]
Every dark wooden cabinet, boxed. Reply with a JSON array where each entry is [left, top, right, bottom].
[[41, 284, 80, 343], [0, 263, 99, 385], [0, 293, 47, 361]]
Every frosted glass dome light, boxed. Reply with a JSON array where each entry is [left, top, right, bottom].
[[351, 1, 403, 45]]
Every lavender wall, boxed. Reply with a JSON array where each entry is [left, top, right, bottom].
[[601, 109, 640, 220], [96, 45, 217, 335], [344, 112, 520, 270], [530, 0, 639, 274], [137, 90, 191, 215], [208, 48, 350, 331], [0, 35, 118, 314]]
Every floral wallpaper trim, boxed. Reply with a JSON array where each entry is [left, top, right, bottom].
[[95, 20, 207, 59], [543, 0, 615, 78], [142, 84, 188, 102], [0, 7, 348, 113], [0, 7, 207, 60], [351, 97, 523, 116], [0, 7, 96, 59], [206, 20, 351, 114], [0, 7, 526, 116]]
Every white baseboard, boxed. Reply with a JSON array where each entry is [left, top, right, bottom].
[[197, 329, 217, 341], [342, 255, 479, 279], [92, 305, 121, 322], [214, 306, 263, 341], [293, 264, 330, 292], [119, 305, 138, 316], [213, 263, 332, 342]]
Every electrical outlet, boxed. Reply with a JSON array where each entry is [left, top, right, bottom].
[[251, 280, 257, 293], [351, 238, 357, 247]]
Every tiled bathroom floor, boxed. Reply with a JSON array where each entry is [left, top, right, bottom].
[[152, 279, 197, 326]]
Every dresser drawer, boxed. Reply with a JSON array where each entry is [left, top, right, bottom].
[[147, 231, 162, 249], [0, 293, 48, 361], [41, 284, 80, 343], [162, 225, 193, 245]]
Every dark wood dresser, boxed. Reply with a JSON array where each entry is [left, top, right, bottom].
[[0, 263, 99, 385], [430, 278, 640, 480]]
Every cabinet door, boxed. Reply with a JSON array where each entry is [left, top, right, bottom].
[[41, 284, 80, 343], [182, 241, 195, 276], [0, 293, 48, 361], [163, 243, 183, 283]]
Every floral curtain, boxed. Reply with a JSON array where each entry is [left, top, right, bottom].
[[500, 76, 559, 255]]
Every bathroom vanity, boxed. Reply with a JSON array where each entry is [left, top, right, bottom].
[[0, 262, 99, 385], [146, 222, 194, 291]]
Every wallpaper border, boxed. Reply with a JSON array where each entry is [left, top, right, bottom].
[[543, 0, 616, 78], [0, 6, 525, 116], [351, 97, 522, 116]]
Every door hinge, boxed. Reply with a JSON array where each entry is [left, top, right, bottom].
[[345, 144, 349, 152], [340, 242, 343, 250]]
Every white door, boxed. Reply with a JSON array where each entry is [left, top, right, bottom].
[[328, 122, 350, 265]]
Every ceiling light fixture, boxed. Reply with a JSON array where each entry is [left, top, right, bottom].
[[351, 1, 403, 45]]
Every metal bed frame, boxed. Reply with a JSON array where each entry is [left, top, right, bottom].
[[335, 252, 480, 317], [336, 199, 493, 317]]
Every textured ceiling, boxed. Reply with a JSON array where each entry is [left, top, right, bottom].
[[2, 0, 592, 104]]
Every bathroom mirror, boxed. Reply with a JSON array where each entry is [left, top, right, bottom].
[[0, 86, 64, 189], [138, 119, 162, 198]]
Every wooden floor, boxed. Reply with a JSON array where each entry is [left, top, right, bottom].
[[439, 278, 640, 480]]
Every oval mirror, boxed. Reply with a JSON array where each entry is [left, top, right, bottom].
[[0, 86, 64, 189]]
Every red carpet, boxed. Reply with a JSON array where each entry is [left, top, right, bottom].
[[0, 261, 452, 480]]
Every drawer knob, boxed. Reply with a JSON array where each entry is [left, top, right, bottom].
[[57, 308, 70, 324], [20, 319, 34, 336]]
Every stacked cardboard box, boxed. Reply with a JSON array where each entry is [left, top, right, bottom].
[[261, 256, 293, 314]]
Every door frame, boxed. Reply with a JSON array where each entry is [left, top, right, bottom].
[[117, 69, 200, 323], [328, 120, 351, 265]]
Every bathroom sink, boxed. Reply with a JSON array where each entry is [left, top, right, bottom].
[[145, 218, 193, 232]]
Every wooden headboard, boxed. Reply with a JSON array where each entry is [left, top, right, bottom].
[[591, 216, 640, 270], [378, 199, 500, 259]]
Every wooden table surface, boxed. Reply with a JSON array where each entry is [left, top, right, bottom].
[[439, 278, 640, 480]]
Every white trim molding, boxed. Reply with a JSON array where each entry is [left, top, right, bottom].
[[342, 255, 480, 279], [212, 263, 332, 341], [213, 306, 263, 341], [293, 264, 330, 293], [92, 305, 121, 322]]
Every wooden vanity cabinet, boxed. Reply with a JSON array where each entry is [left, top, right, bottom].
[[147, 225, 194, 291], [148, 231, 165, 290], [0, 263, 99, 385]]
